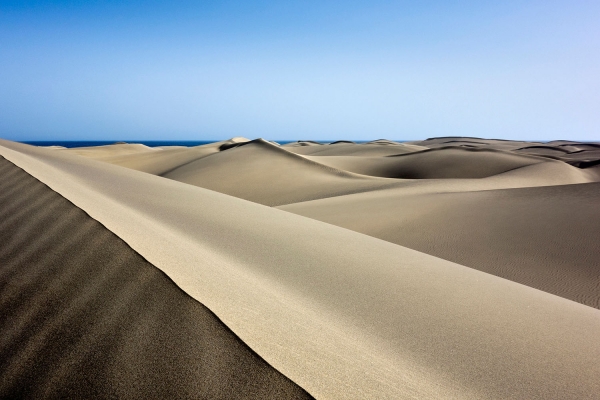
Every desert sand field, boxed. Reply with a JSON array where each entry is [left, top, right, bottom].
[[1, 137, 599, 399]]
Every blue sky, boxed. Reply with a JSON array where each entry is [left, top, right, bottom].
[[1, 1, 598, 141]]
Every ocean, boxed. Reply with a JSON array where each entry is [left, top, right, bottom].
[[20, 140, 315, 148], [22, 140, 219, 148]]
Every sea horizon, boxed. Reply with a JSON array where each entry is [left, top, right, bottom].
[[18, 138, 598, 148], [20, 139, 393, 148]]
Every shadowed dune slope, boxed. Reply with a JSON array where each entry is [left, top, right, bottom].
[[280, 181, 600, 308], [306, 147, 547, 179], [0, 157, 312, 400], [161, 139, 398, 206]]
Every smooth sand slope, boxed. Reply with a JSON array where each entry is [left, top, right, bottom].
[[281, 181, 600, 308], [0, 157, 311, 399], [2, 139, 600, 399]]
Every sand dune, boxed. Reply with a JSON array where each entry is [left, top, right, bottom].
[[98, 145, 219, 175], [0, 157, 311, 399], [160, 139, 399, 206], [305, 146, 547, 179], [281, 181, 600, 308], [69, 138, 597, 207], [64, 142, 157, 159], [2, 137, 600, 399], [406, 136, 543, 151], [97, 138, 250, 175], [283, 140, 427, 156], [405, 137, 600, 170]]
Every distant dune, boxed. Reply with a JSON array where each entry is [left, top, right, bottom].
[[283, 140, 427, 156], [160, 139, 399, 206], [1, 136, 599, 399], [304, 147, 548, 179]]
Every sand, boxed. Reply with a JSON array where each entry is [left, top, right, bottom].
[[281, 181, 600, 308], [303, 147, 547, 179], [161, 139, 400, 206], [1, 137, 600, 399]]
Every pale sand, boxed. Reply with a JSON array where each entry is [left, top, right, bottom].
[[281, 181, 600, 308], [1, 137, 600, 399]]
